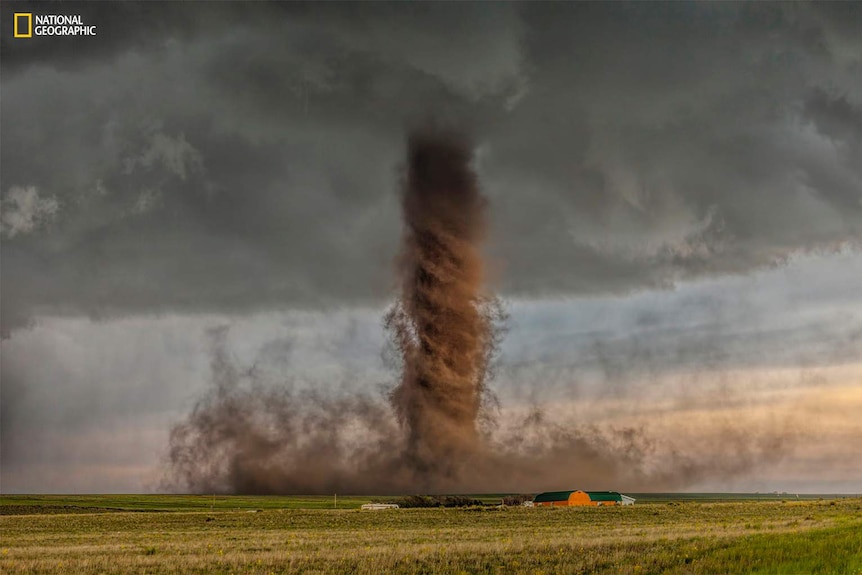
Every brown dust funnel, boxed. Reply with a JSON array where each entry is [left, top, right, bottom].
[[163, 129, 783, 495], [386, 129, 499, 481]]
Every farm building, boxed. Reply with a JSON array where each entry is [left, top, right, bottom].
[[533, 490, 635, 507], [360, 503, 399, 510]]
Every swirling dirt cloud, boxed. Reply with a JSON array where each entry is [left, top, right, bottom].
[[166, 132, 791, 494]]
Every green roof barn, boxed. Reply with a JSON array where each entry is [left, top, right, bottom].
[[533, 490, 635, 506]]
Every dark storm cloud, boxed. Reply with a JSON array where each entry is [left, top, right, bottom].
[[482, 3, 862, 293], [2, 2, 861, 335]]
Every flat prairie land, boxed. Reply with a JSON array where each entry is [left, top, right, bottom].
[[1, 496, 860, 574]]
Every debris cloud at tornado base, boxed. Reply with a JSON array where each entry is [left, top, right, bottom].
[[165, 129, 791, 494]]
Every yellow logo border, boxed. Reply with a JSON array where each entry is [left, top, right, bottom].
[[14, 13, 33, 38]]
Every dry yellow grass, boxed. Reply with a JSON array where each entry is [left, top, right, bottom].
[[1, 498, 860, 574]]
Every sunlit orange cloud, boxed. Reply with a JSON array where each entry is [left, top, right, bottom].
[[496, 363, 862, 492], [522, 363, 862, 420]]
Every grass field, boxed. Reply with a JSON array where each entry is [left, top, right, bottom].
[[1, 495, 860, 574]]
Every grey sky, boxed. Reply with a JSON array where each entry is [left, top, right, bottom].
[[3, 2, 860, 331], [1, 2, 861, 493]]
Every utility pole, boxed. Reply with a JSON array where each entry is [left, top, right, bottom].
[[334, 493, 337, 509]]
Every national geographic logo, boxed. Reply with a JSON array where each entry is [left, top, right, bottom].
[[13, 13, 97, 37]]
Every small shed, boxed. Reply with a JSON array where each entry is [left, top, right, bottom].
[[533, 490, 635, 507], [361, 503, 399, 510]]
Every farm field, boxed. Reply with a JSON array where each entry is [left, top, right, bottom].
[[1, 496, 860, 574]]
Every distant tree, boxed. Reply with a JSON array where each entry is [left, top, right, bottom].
[[502, 494, 533, 506], [383, 495, 485, 508]]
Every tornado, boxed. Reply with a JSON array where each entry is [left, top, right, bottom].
[[386, 129, 499, 479], [166, 129, 775, 495]]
